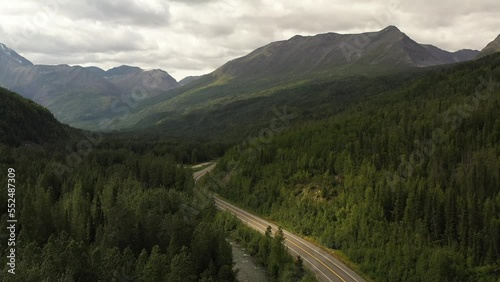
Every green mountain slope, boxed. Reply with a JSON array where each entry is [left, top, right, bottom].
[[115, 26, 479, 133], [0, 87, 71, 146], [131, 70, 425, 141], [478, 34, 500, 58], [209, 53, 500, 281]]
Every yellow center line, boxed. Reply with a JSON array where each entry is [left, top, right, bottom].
[[286, 239, 346, 282], [215, 199, 347, 282], [287, 246, 335, 282], [217, 199, 360, 281]]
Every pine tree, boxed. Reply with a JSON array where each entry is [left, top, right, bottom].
[[140, 245, 168, 282], [168, 246, 197, 282]]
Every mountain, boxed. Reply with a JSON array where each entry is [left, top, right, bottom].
[[421, 44, 479, 64], [105, 65, 142, 76], [0, 43, 33, 66], [212, 26, 464, 79], [113, 26, 479, 133], [0, 43, 180, 129], [0, 87, 71, 146], [453, 49, 481, 61], [0, 60, 121, 128], [84, 66, 106, 76], [104, 66, 179, 95], [478, 34, 500, 58], [179, 75, 203, 86]]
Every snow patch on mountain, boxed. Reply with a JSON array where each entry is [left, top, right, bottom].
[[0, 43, 33, 65]]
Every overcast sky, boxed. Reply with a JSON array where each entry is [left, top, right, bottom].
[[0, 0, 498, 80]]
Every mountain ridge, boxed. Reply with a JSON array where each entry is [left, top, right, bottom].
[[0, 43, 179, 129], [114, 26, 483, 132], [421, 44, 479, 64], [0, 43, 33, 66], [211, 26, 477, 81], [478, 34, 500, 57]]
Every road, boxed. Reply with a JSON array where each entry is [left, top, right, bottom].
[[193, 163, 366, 282], [193, 163, 217, 181]]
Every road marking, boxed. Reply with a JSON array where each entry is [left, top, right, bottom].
[[281, 231, 359, 282], [216, 199, 347, 282], [288, 245, 335, 282], [216, 198, 360, 282], [286, 239, 346, 282], [228, 206, 335, 282]]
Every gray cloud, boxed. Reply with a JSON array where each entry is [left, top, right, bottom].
[[2, 26, 156, 55], [0, 0, 498, 80], [60, 0, 171, 26]]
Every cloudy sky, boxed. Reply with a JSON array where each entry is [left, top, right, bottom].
[[0, 0, 498, 80]]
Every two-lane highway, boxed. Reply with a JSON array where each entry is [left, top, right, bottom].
[[214, 198, 364, 282], [193, 163, 365, 282]]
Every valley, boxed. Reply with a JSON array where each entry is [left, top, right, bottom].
[[1, 20, 500, 282]]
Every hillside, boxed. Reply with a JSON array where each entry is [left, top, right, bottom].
[[0, 87, 70, 146], [179, 75, 203, 86], [422, 44, 478, 64], [104, 66, 179, 95], [213, 26, 466, 79], [478, 34, 500, 58], [0, 44, 179, 129], [0, 43, 33, 66], [210, 53, 500, 281], [114, 26, 480, 133]]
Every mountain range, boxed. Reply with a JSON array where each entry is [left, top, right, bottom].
[[1, 26, 498, 133], [0, 43, 179, 128]]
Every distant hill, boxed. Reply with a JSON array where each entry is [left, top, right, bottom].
[[179, 75, 203, 86], [421, 44, 479, 64], [0, 87, 70, 146], [104, 66, 179, 94], [453, 49, 481, 62], [478, 34, 500, 58], [0, 43, 180, 129]]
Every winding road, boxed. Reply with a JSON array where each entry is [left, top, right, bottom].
[[193, 163, 366, 282]]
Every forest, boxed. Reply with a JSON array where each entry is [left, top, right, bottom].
[[211, 53, 500, 281], [0, 88, 74, 147], [0, 141, 238, 281], [0, 89, 222, 281], [0, 86, 312, 281]]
